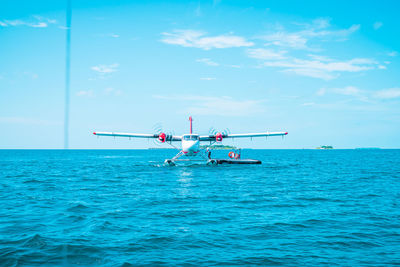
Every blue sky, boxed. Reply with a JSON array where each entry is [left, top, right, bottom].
[[0, 0, 399, 149]]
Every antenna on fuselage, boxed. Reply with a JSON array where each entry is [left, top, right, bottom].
[[189, 116, 193, 134]]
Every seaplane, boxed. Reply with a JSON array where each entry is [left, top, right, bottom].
[[93, 117, 288, 165]]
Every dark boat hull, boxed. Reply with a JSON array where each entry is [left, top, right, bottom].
[[215, 159, 261, 164]]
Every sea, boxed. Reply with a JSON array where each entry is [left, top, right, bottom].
[[0, 149, 399, 266]]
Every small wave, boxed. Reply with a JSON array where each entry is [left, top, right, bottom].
[[315, 240, 382, 248], [217, 256, 288, 266], [136, 235, 176, 248], [273, 222, 308, 228], [295, 196, 330, 202], [23, 179, 42, 184], [67, 203, 90, 212], [22, 234, 47, 248]]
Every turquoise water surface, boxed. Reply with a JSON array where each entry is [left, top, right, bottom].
[[0, 149, 399, 266]]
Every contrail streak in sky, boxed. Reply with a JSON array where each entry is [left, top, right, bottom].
[[64, 0, 71, 149]]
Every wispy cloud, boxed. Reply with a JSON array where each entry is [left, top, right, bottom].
[[373, 88, 400, 99], [373, 21, 383, 30], [316, 86, 367, 101], [247, 48, 287, 60], [317, 86, 400, 102], [0, 16, 56, 28], [302, 102, 316, 106], [161, 30, 254, 50], [76, 90, 94, 97], [91, 63, 119, 74], [153, 95, 264, 116], [259, 18, 360, 50], [196, 58, 219, 66], [200, 77, 216, 80], [388, 51, 398, 57], [104, 87, 122, 96], [332, 86, 363, 96], [22, 71, 38, 79], [196, 58, 241, 68], [76, 88, 122, 97], [257, 56, 377, 80], [95, 33, 120, 38], [243, 18, 374, 79]]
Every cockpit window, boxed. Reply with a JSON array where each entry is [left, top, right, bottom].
[[183, 135, 199, 141]]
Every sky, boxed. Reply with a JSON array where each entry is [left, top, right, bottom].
[[0, 0, 399, 149]]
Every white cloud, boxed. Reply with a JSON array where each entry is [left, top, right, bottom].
[[196, 58, 219, 66], [244, 19, 373, 80], [95, 33, 120, 38], [153, 95, 264, 116], [316, 88, 326, 96], [317, 86, 400, 102], [161, 30, 254, 50], [259, 19, 360, 50], [332, 86, 362, 96], [195, 3, 201, 17], [23, 71, 38, 79], [282, 67, 338, 80], [76, 90, 94, 97], [30, 22, 47, 28], [246, 48, 287, 60], [302, 102, 315, 106], [0, 16, 56, 28], [104, 87, 122, 96], [200, 77, 216, 80], [317, 86, 365, 98], [373, 88, 400, 99], [307, 54, 333, 62], [373, 21, 383, 30], [91, 63, 119, 74], [388, 51, 398, 57], [261, 32, 308, 49], [259, 56, 377, 80]]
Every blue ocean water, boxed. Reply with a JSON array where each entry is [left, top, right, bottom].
[[0, 149, 399, 266]]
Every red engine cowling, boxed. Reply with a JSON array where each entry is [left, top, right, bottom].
[[215, 132, 223, 142], [158, 133, 166, 143]]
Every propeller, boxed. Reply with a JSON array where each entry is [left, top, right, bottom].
[[208, 127, 230, 142], [152, 123, 174, 146]]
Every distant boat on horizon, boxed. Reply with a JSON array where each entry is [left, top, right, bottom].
[[316, 145, 333, 149]]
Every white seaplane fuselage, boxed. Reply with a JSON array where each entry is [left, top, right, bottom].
[[181, 134, 200, 156], [93, 116, 288, 165]]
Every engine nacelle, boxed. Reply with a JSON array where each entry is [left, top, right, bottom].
[[215, 132, 223, 142], [158, 132, 166, 143]]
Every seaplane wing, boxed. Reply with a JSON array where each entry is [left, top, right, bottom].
[[93, 132, 182, 141], [199, 131, 288, 141]]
